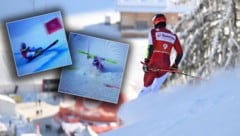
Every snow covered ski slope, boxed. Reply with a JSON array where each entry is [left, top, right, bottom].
[[102, 69, 240, 136]]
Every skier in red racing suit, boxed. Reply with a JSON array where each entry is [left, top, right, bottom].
[[20, 42, 42, 60], [139, 14, 183, 96]]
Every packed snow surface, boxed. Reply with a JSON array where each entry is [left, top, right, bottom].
[[102, 69, 240, 136]]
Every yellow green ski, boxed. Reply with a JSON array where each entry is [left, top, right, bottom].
[[78, 50, 117, 64]]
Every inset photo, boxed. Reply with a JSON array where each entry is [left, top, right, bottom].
[[59, 33, 129, 103], [6, 11, 72, 76]]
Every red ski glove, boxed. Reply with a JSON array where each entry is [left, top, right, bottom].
[[170, 63, 178, 70]]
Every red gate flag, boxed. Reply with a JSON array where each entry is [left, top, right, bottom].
[[45, 17, 62, 34]]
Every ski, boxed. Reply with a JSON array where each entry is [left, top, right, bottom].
[[78, 50, 117, 64], [28, 39, 59, 62]]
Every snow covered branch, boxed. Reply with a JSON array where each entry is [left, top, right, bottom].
[[164, 0, 240, 88]]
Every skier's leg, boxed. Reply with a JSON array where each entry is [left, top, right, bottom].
[[35, 47, 43, 55], [26, 52, 35, 58], [143, 72, 156, 87], [138, 72, 156, 97], [151, 73, 168, 93]]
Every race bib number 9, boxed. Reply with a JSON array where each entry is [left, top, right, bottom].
[[163, 43, 168, 50]]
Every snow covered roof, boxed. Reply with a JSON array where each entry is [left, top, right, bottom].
[[0, 94, 15, 104], [116, 0, 197, 13], [0, 122, 7, 132], [0, 95, 16, 116]]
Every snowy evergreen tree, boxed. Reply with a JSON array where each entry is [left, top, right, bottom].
[[164, 0, 240, 87]]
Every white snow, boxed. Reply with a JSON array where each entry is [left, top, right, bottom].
[[116, 0, 198, 13], [102, 69, 240, 136]]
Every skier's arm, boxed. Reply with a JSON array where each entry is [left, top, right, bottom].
[[146, 45, 153, 62], [172, 36, 183, 67], [145, 30, 154, 62], [28, 47, 35, 52]]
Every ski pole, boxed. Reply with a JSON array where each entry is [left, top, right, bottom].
[[140, 61, 204, 80], [168, 68, 204, 80]]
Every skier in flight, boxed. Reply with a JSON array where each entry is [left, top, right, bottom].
[[20, 42, 42, 60], [20, 40, 58, 62], [139, 14, 183, 96], [92, 56, 104, 72]]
